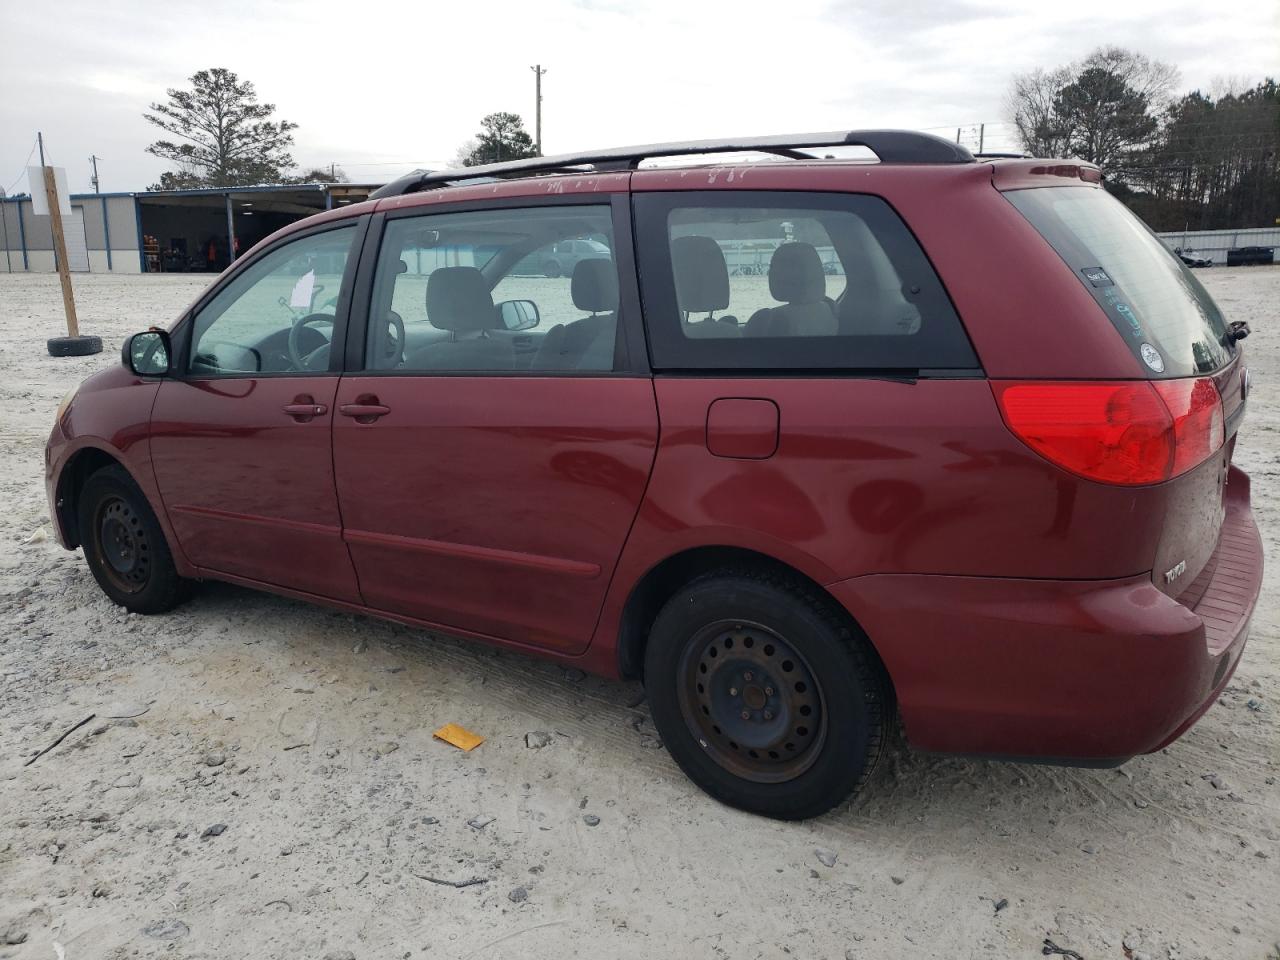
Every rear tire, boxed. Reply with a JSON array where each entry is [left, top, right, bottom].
[[542, 260, 562, 278], [77, 465, 193, 614], [644, 569, 888, 820]]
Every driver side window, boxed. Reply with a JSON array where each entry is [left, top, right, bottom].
[[188, 225, 356, 375]]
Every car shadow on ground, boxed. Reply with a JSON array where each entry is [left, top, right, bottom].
[[185, 579, 1231, 847]]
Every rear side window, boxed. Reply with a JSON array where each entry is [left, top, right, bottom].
[[633, 192, 977, 372], [1005, 187, 1234, 378]]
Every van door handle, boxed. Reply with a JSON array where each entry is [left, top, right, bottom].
[[339, 401, 391, 422], [282, 398, 328, 421]]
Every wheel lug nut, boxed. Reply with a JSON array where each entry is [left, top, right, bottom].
[[729, 687, 738, 696], [741, 710, 750, 721], [765, 687, 774, 696], [743, 671, 753, 682], [763, 711, 773, 720]]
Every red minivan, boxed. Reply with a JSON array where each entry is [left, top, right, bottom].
[[45, 131, 1261, 819]]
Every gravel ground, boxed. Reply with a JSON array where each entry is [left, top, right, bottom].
[[1, 268, 1277, 960]]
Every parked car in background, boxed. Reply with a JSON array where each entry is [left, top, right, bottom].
[[1174, 247, 1213, 268], [1226, 245, 1275, 267], [46, 130, 1261, 820], [513, 237, 612, 277]]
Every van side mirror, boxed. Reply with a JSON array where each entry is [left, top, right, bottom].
[[122, 330, 173, 377], [497, 299, 541, 331]]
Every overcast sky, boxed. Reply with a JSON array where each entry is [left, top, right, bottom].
[[2, 0, 1276, 195]]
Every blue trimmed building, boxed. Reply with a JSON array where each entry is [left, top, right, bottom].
[[1, 182, 376, 274]]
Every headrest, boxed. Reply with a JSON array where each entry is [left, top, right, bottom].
[[769, 242, 826, 304], [426, 266, 496, 333], [672, 236, 729, 314], [572, 258, 618, 313]]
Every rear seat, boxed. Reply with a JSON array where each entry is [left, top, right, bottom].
[[672, 236, 740, 338], [745, 242, 837, 337]]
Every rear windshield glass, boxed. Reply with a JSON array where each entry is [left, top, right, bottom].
[[1006, 187, 1233, 378]]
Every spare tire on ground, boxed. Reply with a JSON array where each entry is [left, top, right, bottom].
[[48, 335, 103, 357]]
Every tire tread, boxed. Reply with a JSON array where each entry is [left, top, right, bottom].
[[78, 464, 193, 614], [645, 564, 891, 819]]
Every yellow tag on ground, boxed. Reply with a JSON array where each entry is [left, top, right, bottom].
[[433, 723, 485, 752]]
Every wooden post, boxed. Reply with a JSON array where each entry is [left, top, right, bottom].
[[43, 166, 79, 338], [225, 193, 236, 264]]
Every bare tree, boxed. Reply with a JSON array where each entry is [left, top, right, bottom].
[[144, 68, 298, 188], [1085, 46, 1178, 107], [1006, 47, 1178, 169], [1007, 65, 1077, 158], [452, 138, 479, 168]]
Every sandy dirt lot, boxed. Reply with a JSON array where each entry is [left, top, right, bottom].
[[1, 268, 1277, 960]]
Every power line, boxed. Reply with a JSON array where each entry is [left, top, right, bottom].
[[3, 138, 39, 196], [320, 159, 451, 168]]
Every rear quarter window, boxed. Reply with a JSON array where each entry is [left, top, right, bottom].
[[1005, 187, 1234, 378], [633, 191, 978, 372]]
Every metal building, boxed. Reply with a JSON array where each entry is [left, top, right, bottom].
[[1, 183, 376, 274]]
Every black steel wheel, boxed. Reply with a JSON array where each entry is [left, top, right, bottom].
[[78, 464, 193, 614], [645, 569, 889, 820], [93, 496, 151, 594], [679, 620, 825, 783]]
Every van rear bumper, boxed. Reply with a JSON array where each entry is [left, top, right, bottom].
[[828, 466, 1261, 761]]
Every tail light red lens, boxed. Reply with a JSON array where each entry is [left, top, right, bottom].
[[993, 379, 1224, 486], [1152, 377, 1225, 476]]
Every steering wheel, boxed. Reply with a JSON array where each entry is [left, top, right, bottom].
[[380, 310, 406, 366], [288, 313, 336, 371]]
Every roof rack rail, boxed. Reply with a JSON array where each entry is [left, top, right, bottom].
[[370, 129, 974, 200], [974, 151, 1032, 159]]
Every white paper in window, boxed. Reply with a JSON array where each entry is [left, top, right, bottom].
[[289, 270, 316, 309]]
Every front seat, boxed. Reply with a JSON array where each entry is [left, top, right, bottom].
[[407, 266, 513, 370], [532, 258, 618, 370], [672, 235, 739, 338], [746, 242, 837, 338]]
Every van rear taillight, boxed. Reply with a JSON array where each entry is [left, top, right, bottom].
[[1152, 378, 1225, 475], [993, 379, 1224, 486]]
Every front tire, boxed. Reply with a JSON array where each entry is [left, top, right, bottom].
[[644, 569, 888, 820], [77, 465, 192, 614]]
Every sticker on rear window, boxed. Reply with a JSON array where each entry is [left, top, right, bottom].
[[1140, 342, 1165, 373], [1080, 266, 1114, 287], [1112, 299, 1142, 338]]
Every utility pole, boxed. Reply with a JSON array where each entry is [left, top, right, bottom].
[[89, 155, 102, 193], [530, 64, 546, 156], [978, 124, 985, 154], [38, 131, 46, 166]]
